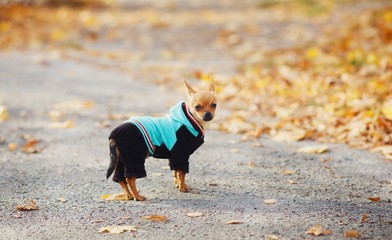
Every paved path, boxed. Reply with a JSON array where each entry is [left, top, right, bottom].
[[0, 52, 391, 239]]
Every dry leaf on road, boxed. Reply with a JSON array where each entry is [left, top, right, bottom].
[[282, 169, 296, 175], [297, 145, 329, 154], [49, 120, 74, 129], [344, 229, 359, 238], [98, 225, 138, 234], [360, 213, 367, 223], [100, 193, 130, 201], [263, 199, 277, 205], [271, 129, 306, 142], [367, 196, 381, 202], [226, 220, 243, 224], [141, 215, 168, 222], [0, 106, 9, 122], [20, 139, 42, 154], [15, 200, 38, 211], [8, 142, 17, 152], [186, 212, 203, 217], [306, 224, 332, 236]]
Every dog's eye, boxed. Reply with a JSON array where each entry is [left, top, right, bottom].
[[211, 103, 217, 109], [195, 105, 202, 111]]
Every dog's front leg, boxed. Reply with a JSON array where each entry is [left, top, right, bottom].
[[126, 176, 146, 201], [177, 170, 190, 192], [173, 170, 179, 187]]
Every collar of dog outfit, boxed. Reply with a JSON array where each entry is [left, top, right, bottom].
[[183, 102, 204, 135]]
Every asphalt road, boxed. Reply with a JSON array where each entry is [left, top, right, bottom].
[[0, 52, 391, 239]]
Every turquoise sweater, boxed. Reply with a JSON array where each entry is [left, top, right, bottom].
[[126, 102, 204, 155]]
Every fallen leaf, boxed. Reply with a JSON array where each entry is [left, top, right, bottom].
[[15, 200, 38, 211], [0, 106, 9, 122], [360, 213, 367, 223], [226, 220, 243, 224], [371, 146, 392, 160], [49, 120, 74, 129], [20, 139, 42, 154], [230, 148, 240, 153], [8, 142, 17, 152], [344, 230, 359, 238], [263, 199, 277, 205], [282, 169, 296, 175], [367, 196, 381, 202], [100, 193, 130, 201], [91, 219, 105, 223], [381, 99, 392, 121], [48, 110, 64, 121], [54, 99, 94, 112], [306, 224, 332, 236], [248, 161, 255, 167], [271, 129, 306, 142], [287, 179, 296, 184], [98, 225, 138, 234], [265, 235, 280, 240], [297, 145, 329, 154], [141, 215, 168, 222], [186, 212, 203, 217]]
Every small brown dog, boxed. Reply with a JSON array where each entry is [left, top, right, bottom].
[[106, 80, 217, 201]]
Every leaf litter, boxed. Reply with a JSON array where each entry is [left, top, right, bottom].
[[15, 200, 38, 211]]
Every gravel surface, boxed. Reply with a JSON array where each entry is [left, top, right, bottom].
[[0, 52, 391, 240]]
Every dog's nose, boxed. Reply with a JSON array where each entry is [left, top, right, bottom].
[[203, 112, 213, 121]]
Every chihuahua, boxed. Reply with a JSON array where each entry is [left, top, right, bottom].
[[106, 80, 217, 201]]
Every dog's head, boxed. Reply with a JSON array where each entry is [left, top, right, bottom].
[[184, 79, 217, 128]]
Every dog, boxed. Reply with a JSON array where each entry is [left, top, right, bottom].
[[106, 80, 217, 201]]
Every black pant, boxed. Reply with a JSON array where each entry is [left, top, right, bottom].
[[109, 122, 148, 181]]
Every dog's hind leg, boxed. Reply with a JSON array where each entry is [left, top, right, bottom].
[[126, 176, 146, 201], [177, 170, 190, 192], [118, 181, 134, 200]]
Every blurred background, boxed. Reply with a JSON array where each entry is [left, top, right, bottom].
[[1, 0, 391, 158]]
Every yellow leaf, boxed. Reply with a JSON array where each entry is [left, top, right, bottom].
[[141, 215, 168, 222], [297, 145, 329, 154], [305, 47, 320, 59], [98, 225, 138, 234], [100, 193, 130, 201], [49, 120, 74, 129], [306, 224, 332, 236], [0, 106, 9, 122], [8, 142, 17, 152], [51, 29, 65, 41], [271, 129, 306, 142], [265, 235, 280, 240], [381, 99, 392, 121], [15, 200, 38, 211]]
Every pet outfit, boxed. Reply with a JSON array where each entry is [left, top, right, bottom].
[[109, 102, 204, 182]]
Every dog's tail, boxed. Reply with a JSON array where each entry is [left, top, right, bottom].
[[106, 138, 118, 180]]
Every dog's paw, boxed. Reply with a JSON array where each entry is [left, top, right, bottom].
[[173, 178, 179, 188], [179, 185, 190, 193], [133, 195, 147, 201]]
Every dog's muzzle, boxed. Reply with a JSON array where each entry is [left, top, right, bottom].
[[203, 112, 213, 121]]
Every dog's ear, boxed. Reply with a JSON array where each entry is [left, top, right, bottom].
[[208, 77, 215, 94], [183, 79, 196, 98]]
